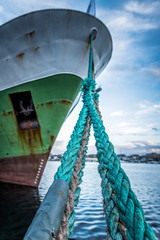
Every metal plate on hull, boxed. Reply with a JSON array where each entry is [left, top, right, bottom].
[[0, 9, 112, 91], [0, 153, 48, 187]]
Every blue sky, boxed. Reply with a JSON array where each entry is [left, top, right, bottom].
[[0, 0, 160, 155]]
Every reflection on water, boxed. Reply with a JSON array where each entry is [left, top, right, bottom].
[[0, 162, 160, 239], [0, 183, 40, 240], [70, 162, 107, 240]]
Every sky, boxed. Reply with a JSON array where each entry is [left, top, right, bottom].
[[0, 0, 160, 155]]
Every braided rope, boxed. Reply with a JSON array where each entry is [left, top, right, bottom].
[[95, 99, 127, 240], [54, 105, 88, 184], [55, 113, 91, 239], [82, 77, 157, 240], [53, 35, 156, 240]]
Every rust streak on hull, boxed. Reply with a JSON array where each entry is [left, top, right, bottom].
[[60, 100, 72, 106]]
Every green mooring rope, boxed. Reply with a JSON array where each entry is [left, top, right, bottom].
[[54, 105, 88, 184], [54, 106, 91, 236], [54, 36, 157, 239], [82, 77, 157, 240]]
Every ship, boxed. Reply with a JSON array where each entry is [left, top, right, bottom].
[[0, 7, 112, 187]]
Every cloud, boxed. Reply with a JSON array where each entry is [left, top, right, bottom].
[[152, 128, 160, 132], [98, 7, 159, 36], [115, 140, 160, 154], [120, 127, 148, 135], [111, 111, 124, 116], [0, 5, 3, 13], [115, 122, 131, 127], [150, 68, 160, 77], [135, 102, 160, 115], [141, 62, 160, 79], [112, 126, 148, 136], [131, 141, 160, 154], [107, 115, 151, 136], [51, 140, 67, 153], [96, 4, 160, 88], [108, 13, 157, 32], [125, 1, 160, 15]]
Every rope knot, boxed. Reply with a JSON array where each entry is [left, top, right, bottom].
[[82, 77, 96, 93]]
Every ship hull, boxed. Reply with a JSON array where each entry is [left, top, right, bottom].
[[0, 74, 81, 187], [0, 9, 112, 187]]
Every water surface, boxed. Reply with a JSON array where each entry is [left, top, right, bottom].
[[0, 162, 159, 239]]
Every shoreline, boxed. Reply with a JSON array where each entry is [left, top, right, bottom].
[[49, 153, 160, 164]]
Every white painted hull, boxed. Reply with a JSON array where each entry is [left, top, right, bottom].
[[0, 9, 112, 91]]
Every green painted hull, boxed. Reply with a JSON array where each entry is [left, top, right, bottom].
[[0, 74, 81, 187]]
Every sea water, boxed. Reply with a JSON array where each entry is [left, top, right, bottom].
[[0, 162, 160, 239]]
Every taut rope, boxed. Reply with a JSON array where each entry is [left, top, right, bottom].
[[54, 37, 157, 240]]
